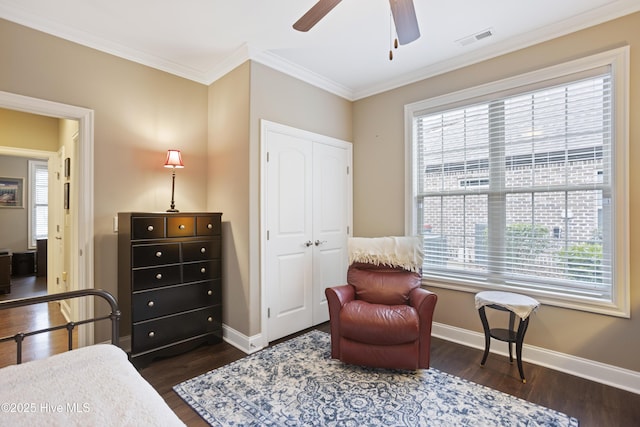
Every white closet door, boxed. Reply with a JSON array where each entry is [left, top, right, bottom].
[[263, 121, 352, 342], [265, 132, 314, 341], [312, 142, 350, 325]]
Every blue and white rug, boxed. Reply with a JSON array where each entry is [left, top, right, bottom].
[[174, 330, 578, 426]]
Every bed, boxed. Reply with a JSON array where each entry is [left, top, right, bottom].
[[0, 289, 185, 426]]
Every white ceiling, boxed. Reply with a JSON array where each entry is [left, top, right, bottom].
[[1, 0, 638, 100]]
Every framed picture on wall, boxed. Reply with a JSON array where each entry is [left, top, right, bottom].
[[64, 182, 70, 210], [0, 177, 24, 208]]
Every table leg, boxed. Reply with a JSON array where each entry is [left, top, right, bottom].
[[515, 316, 530, 383], [508, 311, 515, 363], [478, 307, 491, 366]]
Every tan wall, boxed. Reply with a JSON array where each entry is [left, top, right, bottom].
[[208, 61, 353, 337], [207, 62, 252, 336], [0, 108, 59, 151], [353, 12, 640, 371], [0, 18, 209, 342]]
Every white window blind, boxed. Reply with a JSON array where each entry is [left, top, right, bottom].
[[406, 48, 629, 316], [29, 160, 48, 248]]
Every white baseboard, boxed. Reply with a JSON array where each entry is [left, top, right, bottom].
[[432, 322, 640, 395], [222, 324, 265, 355]]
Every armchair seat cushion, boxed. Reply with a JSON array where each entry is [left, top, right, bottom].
[[340, 300, 419, 345]]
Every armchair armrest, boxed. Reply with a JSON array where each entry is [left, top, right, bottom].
[[325, 284, 355, 359], [326, 284, 355, 307], [409, 287, 438, 368]]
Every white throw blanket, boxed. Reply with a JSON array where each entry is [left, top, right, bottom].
[[475, 291, 540, 320], [348, 236, 424, 272], [0, 344, 185, 426]]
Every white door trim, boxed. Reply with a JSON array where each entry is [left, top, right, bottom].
[[0, 91, 95, 347]]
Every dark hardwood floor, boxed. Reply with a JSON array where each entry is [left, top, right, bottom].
[[0, 275, 76, 368], [1, 280, 638, 426]]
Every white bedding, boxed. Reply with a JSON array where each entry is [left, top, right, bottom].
[[0, 344, 185, 426]]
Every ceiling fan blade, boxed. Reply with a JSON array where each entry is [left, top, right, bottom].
[[293, 0, 342, 32], [389, 0, 420, 45]]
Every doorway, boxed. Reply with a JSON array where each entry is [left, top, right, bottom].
[[0, 151, 53, 300], [0, 90, 95, 347]]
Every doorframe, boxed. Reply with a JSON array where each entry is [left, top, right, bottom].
[[260, 119, 353, 349], [0, 90, 95, 347]]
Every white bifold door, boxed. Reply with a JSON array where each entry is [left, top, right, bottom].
[[263, 121, 352, 342]]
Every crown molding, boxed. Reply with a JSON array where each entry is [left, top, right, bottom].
[[0, 4, 213, 84], [248, 49, 355, 101], [2, 2, 639, 100]]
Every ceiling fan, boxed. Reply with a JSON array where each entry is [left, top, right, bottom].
[[293, 0, 421, 45]]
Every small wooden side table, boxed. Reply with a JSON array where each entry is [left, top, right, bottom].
[[475, 291, 540, 383]]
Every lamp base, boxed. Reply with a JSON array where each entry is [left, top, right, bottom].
[[166, 208, 179, 213]]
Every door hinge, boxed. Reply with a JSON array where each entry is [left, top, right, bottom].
[[347, 166, 350, 175], [266, 152, 270, 162], [268, 308, 270, 318], [347, 226, 350, 235], [267, 230, 270, 240]]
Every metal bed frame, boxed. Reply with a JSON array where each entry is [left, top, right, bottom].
[[0, 289, 121, 364]]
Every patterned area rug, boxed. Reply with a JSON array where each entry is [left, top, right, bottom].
[[174, 330, 578, 426]]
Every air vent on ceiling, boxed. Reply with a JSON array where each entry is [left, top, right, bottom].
[[456, 28, 494, 47]]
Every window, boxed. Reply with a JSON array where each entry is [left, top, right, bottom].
[[406, 48, 629, 317], [29, 160, 48, 248]]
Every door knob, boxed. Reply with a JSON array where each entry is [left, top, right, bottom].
[[304, 240, 313, 247], [315, 240, 327, 246]]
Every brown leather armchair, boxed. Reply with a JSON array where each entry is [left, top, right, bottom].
[[325, 262, 438, 370]]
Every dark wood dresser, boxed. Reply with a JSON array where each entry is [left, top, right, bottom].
[[117, 212, 223, 367]]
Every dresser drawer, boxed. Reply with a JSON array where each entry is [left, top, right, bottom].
[[196, 215, 221, 236], [132, 243, 180, 267], [132, 265, 181, 291], [182, 239, 220, 262], [132, 306, 221, 353], [167, 216, 195, 238], [132, 217, 165, 240], [183, 259, 221, 282], [132, 281, 221, 322]]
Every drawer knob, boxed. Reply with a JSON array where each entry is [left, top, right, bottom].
[[207, 290, 213, 296], [200, 247, 206, 254], [148, 331, 155, 338], [155, 251, 162, 258], [148, 301, 155, 307], [200, 267, 206, 274], [207, 317, 213, 322], [179, 224, 185, 230], [207, 223, 213, 229], [147, 225, 154, 232], [155, 273, 162, 280]]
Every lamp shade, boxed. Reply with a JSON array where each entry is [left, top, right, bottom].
[[164, 149, 184, 168]]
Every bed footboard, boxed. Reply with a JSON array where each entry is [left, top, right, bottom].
[[0, 289, 120, 364]]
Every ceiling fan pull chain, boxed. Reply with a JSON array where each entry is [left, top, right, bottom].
[[389, 12, 394, 60]]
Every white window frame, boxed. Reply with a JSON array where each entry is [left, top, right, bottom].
[[405, 47, 630, 317], [28, 159, 48, 249]]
